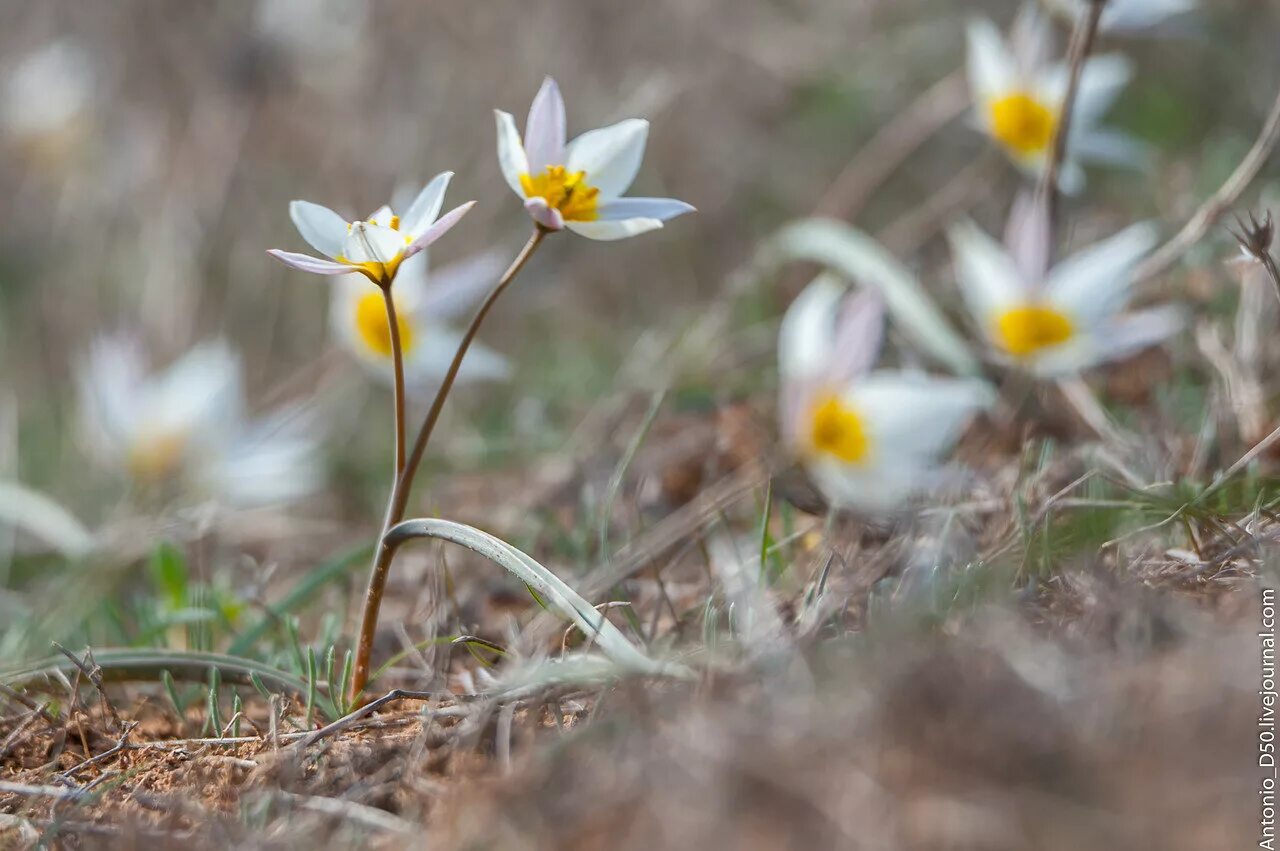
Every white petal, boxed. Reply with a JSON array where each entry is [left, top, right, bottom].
[[1003, 192, 1050, 285], [77, 335, 145, 459], [150, 341, 245, 448], [565, 118, 648, 199], [524, 77, 567, 172], [341, 223, 407, 264], [1057, 159, 1087, 196], [594, 197, 695, 222], [1009, 4, 1054, 73], [1101, 0, 1197, 30], [268, 249, 353, 276], [415, 250, 508, 320], [849, 371, 994, 461], [199, 406, 322, 507], [403, 201, 475, 258], [400, 171, 452, 238], [966, 17, 1018, 103], [1088, 305, 1185, 365], [390, 249, 430, 307], [1072, 54, 1133, 128], [947, 221, 1028, 327], [288, 200, 347, 259], [564, 217, 662, 241], [1044, 222, 1158, 327], [366, 205, 394, 227], [405, 326, 512, 385], [779, 276, 841, 381], [805, 456, 928, 514], [495, 110, 529, 197], [1070, 128, 1149, 167]]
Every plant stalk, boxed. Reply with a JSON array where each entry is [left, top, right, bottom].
[[350, 226, 548, 702]]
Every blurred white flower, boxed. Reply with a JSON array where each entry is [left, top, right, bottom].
[[1043, 0, 1196, 33], [966, 8, 1143, 192], [948, 195, 1184, 377], [269, 172, 475, 287], [330, 249, 511, 386], [495, 77, 695, 239], [1, 39, 94, 142], [77, 336, 323, 507], [778, 279, 994, 513]]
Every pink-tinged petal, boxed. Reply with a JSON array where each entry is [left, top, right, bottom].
[[268, 249, 352, 276], [594, 197, 695, 222], [402, 201, 476, 258], [1003, 192, 1050, 287], [289, 200, 347, 259], [829, 288, 886, 384], [495, 110, 529, 197], [564, 217, 662, 241], [524, 77, 566, 172], [524, 196, 565, 230]]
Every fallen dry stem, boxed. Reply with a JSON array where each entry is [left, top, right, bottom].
[[1136, 84, 1280, 283]]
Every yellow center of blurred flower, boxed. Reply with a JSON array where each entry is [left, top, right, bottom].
[[354, 291, 414, 358], [993, 305, 1074, 357], [989, 92, 1056, 156], [520, 166, 600, 221], [128, 431, 187, 481], [808, 394, 869, 463]]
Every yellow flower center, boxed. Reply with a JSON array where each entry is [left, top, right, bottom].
[[128, 431, 187, 481], [808, 394, 870, 464], [989, 92, 1057, 156], [354, 291, 414, 358], [519, 165, 600, 221], [993, 304, 1074, 358]]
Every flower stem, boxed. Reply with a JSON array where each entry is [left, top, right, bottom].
[[350, 227, 548, 702], [1036, 0, 1106, 248], [381, 286, 407, 478]]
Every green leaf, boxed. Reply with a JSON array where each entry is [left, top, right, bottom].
[[148, 542, 188, 610], [384, 518, 689, 678]]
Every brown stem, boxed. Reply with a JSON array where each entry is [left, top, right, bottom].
[[1134, 86, 1280, 284], [349, 227, 548, 702], [1036, 0, 1106, 249], [381, 286, 407, 478]]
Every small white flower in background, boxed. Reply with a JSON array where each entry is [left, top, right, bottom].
[[269, 172, 475, 287], [77, 336, 323, 508], [2, 39, 95, 153], [948, 195, 1184, 377], [778, 279, 994, 513], [331, 248, 511, 386], [1042, 0, 1196, 33], [966, 7, 1143, 192], [495, 77, 695, 239]]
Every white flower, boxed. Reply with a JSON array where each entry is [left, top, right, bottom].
[[330, 248, 511, 386], [77, 336, 323, 507], [948, 195, 1184, 377], [1043, 0, 1196, 32], [268, 172, 475, 287], [495, 77, 695, 239], [966, 8, 1143, 192], [2, 39, 94, 142], [779, 279, 994, 513]]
